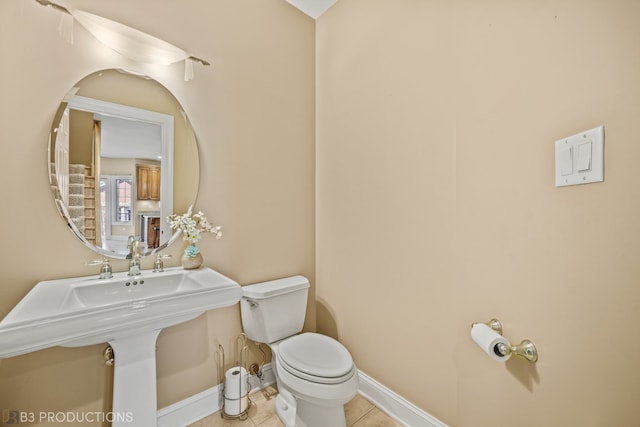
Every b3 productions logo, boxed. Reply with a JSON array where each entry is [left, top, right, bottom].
[[2, 410, 134, 424], [1, 410, 32, 425]]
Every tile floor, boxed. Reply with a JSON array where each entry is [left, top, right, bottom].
[[188, 385, 402, 427]]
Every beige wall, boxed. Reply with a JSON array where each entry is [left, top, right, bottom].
[[317, 0, 640, 426], [0, 0, 314, 423]]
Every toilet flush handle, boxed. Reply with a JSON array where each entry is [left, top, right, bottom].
[[245, 299, 259, 308]]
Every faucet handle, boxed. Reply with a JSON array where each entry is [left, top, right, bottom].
[[86, 259, 114, 279], [152, 254, 172, 273]]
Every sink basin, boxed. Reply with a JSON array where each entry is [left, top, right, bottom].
[[65, 268, 215, 309], [0, 267, 241, 357]]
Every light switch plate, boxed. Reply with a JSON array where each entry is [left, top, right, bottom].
[[555, 125, 604, 187]]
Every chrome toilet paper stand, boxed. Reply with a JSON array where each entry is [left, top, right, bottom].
[[217, 334, 253, 420]]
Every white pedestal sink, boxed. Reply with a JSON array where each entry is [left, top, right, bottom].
[[0, 266, 241, 427]]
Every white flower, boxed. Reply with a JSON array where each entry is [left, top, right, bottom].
[[167, 210, 222, 244]]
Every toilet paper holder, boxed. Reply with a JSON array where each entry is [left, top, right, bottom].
[[217, 334, 253, 420], [473, 318, 538, 363]]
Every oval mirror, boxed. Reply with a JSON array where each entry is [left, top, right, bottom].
[[48, 69, 199, 259]]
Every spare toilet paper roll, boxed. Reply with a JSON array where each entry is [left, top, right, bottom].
[[224, 366, 249, 399], [470, 323, 511, 362], [224, 395, 249, 416]]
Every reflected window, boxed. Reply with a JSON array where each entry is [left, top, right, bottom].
[[115, 178, 132, 222], [101, 175, 133, 226]]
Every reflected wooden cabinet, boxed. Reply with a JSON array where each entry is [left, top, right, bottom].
[[137, 165, 160, 201]]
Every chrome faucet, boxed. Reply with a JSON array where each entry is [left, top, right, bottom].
[[85, 259, 113, 279], [127, 236, 142, 276]]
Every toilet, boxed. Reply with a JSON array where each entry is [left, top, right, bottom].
[[240, 276, 358, 427]]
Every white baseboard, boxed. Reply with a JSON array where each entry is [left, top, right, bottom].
[[357, 370, 448, 427], [157, 364, 276, 427], [157, 385, 221, 427], [157, 365, 446, 427]]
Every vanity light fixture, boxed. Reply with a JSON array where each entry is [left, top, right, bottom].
[[35, 0, 210, 81]]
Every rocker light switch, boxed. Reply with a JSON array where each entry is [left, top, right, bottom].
[[576, 141, 592, 172], [555, 126, 604, 187], [559, 146, 573, 176]]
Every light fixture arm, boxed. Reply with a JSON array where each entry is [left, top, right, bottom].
[[35, 0, 70, 15], [188, 56, 210, 67]]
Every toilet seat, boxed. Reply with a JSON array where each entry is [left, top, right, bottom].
[[277, 333, 355, 385]]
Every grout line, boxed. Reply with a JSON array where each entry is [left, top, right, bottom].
[[348, 404, 376, 427]]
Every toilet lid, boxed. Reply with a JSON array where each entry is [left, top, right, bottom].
[[277, 333, 354, 383]]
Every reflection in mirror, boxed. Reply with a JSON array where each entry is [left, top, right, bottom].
[[49, 69, 199, 259]]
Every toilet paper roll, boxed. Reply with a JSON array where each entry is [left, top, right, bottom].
[[224, 395, 249, 416], [224, 366, 249, 399], [471, 323, 511, 362]]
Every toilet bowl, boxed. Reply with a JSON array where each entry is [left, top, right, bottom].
[[240, 276, 358, 427]]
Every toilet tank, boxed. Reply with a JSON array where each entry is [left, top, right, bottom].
[[240, 276, 310, 344]]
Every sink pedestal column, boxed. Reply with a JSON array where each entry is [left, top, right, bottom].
[[109, 330, 162, 427]]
